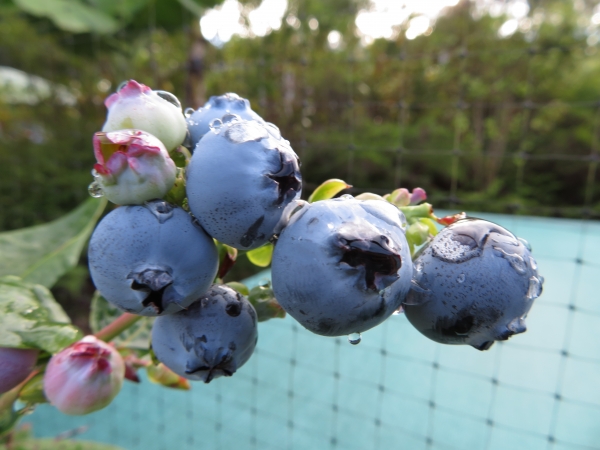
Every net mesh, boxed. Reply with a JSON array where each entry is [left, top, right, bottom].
[[9, 0, 600, 448], [27, 214, 600, 449]]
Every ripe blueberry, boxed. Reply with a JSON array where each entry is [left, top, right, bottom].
[[271, 196, 413, 337], [186, 117, 302, 250], [88, 200, 218, 316], [151, 285, 258, 383], [185, 93, 263, 150], [404, 218, 543, 351]]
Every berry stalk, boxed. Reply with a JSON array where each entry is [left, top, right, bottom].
[[94, 313, 142, 343]]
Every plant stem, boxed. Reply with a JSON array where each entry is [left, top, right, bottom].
[[0, 370, 38, 412], [94, 313, 142, 342]]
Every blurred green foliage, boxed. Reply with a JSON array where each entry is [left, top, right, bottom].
[[204, 0, 600, 217], [0, 0, 598, 236]]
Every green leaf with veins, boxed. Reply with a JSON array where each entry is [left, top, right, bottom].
[[0, 276, 81, 353], [0, 198, 107, 288], [90, 292, 154, 350]]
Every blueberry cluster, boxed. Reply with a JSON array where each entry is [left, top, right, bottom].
[[86, 80, 545, 393], [87, 81, 306, 383]]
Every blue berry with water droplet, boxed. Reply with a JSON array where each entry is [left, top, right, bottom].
[[185, 93, 264, 150], [271, 197, 413, 337], [88, 200, 218, 316], [404, 218, 543, 351], [151, 284, 258, 383], [186, 118, 302, 250]]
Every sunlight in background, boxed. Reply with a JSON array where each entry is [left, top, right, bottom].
[[248, 0, 288, 36], [198, 0, 599, 47], [199, 0, 246, 46], [327, 30, 343, 50], [355, 0, 459, 42], [200, 0, 288, 45]]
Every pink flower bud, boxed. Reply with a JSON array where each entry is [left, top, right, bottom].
[[103, 80, 187, 151], [409, 187, 427, 205], [43, 336, 125, 415], [0, 347, 38, 394], [93, 130, 176, 205], [389, 188, 411, 207]]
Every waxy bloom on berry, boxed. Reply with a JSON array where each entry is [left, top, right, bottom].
[[43, 336, 125, 415], [93, 129, 176, 205]]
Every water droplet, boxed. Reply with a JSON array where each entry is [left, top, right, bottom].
[[88, 181, 104, 198], [224, 121, 268, 143], [431, 232, 481, 263], [144, 200, 174, 223], [415, 262, 424, 272], [529, 256, 537, 271], [348, 333, 361, 345], [518, 237, 532, 251], [340, 194, 354, 200], [221, 113, 241, 124], [184, 107, 195, 118], [209, 118, 223, 133], [155, 90, 181, 109], [457, 273, 466, 283], [527, 276, 542, 300], [493, 246, 527, 275]]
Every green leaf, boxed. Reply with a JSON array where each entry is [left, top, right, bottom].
[[177, 0, 225, 16], [0, 198, 107, 288], [163, 168, 187, 207], [146, 363, 190, 390], [418, 217, 439, 236], [225, 281, 250, 296], [177, 0, 204, 16], [248, 285, 286, 322], [406, 221, 430, 247], [14, 0, 119, 34], [18, 373, 47, 404], [307, 179, 352, 203], [0, 276, 82, 354], [90, 292, 154, 350], [11, 437, 125, 450], [246, 243, 273, 268], [90, 0, 148, 21]]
